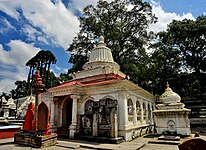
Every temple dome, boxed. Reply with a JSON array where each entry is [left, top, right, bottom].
[[1, 96, 7, 105], [6, 97, 16, 109], [83, 36, 120, 70], [159, 83, 181, 104]]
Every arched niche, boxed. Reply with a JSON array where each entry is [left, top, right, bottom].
[[37, 101, 50, 132], [136, 101, 141, 121], [148, 103, 151, 123], [127, 99, 134, 122], [143, 103, 146, 120], [84, 100, 94, 115]]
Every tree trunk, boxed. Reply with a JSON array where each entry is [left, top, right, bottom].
[[26, 66, 32, 89], [45, 61, 51, 88]]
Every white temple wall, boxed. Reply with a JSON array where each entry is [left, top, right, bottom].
[[45, 83, 155, 141], [116, 91, 155, 141]]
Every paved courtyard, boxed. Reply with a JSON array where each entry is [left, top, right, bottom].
[[0, 127, 205, 150], [0, 136, 178, 150]]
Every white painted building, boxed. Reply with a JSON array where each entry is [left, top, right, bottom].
[[153, 83, 191, 136], [41, 36, 156, 141]]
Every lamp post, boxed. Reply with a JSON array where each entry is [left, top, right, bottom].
[[33, 70, 44, 131]]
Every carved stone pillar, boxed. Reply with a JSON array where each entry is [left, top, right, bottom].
[[69, 95, 79, 138], [50, 99, 55, 132], [92, 112, 98, 136], [118, 91, 128, 130], [133, 99, 137, 125], [145, 101, 149, 124], [110, 107, 118, 138], [140, 101, 144, 124], [149, 103, 153, 124]]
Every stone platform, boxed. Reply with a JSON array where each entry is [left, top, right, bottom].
[[0, 125, 21, 139], [14, 132, 57, 148], [158, 135, 180, 141], [74, 135, 124, 144]]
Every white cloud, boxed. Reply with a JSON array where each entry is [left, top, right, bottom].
[[69, 0, 98, 12], [0, 78, 16, 94], [0, 40, 40, 93], [0, 0, 82, 94], [0, 0, 80, 49], [149, 2, 195, 33], [0, 17, 16, 34], [0, 40, 40, 65], [0, 1, 20, 20]]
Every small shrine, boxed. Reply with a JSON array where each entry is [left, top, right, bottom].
[[0, 96, 16, 118], [41, 36, 156, 142], [14, 71, 57, 148], [153, 83, 191, 136]]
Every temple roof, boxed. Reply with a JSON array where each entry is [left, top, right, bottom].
[[50, 73, 124, 90], [159, 83, 181, 104], [83, 36, 120, 70], [72, 36, 125, 80]]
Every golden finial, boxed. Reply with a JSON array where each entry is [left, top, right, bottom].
[[166, 82, 169, 88], [97, 35, 106, 47]]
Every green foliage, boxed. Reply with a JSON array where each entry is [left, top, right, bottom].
[[150, 15, 206, 96], [59, 73, 72, 82], [165, 16, 206, 73], [67, 0, 157, 87], [26, 50, 58, 91], [11, 80, 27, 99]]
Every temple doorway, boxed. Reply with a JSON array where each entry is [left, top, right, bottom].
[[66, 100, 72, 127], [57, 97, 73, 137]]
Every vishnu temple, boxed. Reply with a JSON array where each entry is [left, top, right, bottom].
[[40, 36, 156, 142]]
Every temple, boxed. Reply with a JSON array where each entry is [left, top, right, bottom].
[[153, 83, 191, 136], [41, 36, 156, 141]]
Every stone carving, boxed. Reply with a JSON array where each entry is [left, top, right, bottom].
[[99, 105, 110, 124], [80, 115, 92, 135], [167, 120, 176, 133], [79, 98, 118, 138], [84, 100, 94, 115]]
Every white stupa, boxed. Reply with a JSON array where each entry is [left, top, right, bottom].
[[72, 36, 125, 79], [153, 83, 191, 136]]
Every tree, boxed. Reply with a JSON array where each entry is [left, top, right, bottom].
[[10, 80, 27, 117], [0, 92, 10, 108], [67, 0, 157, 87], [11, 81, 27, 99], [26, 50, 57, 91], [163, 16, 206, 74], [149, 32, 182, 95], [150, 15, 206, 96]]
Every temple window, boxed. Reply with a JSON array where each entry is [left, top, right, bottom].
[[148, 104, 151, 123], [127, 99, 134, 122], [136, 101, 141, 121], [143, 103, 146, 120], [127, 99, 133, 115]]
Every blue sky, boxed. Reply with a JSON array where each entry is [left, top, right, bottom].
[[0, 0, 205, 94]]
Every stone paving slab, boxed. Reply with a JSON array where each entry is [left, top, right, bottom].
[[0, 138, 13, 145], [139, 143, 178, 150]]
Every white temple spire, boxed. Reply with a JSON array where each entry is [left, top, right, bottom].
[[83, 36, 119, 70]]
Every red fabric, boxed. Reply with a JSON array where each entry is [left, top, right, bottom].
[[23, 102, 34, 131], [34, 70, 43, 85]]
